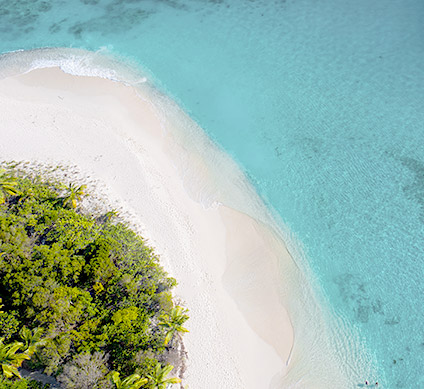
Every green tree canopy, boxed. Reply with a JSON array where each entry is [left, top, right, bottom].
[[0, 339, 30, 379], [61, 183, 86, 209], [0, 170, 19, 205], [111, 372, 147, 389], [0, 167, 185, 385], [159, 306, 189, 346], [146, 364, 181, 389]]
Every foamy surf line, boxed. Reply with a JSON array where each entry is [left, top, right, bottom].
[[0, 48, 377, 388], [0, 47, 147, 84]]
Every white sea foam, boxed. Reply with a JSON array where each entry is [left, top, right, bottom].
[[0, 48, 379, 388], [0, 47, 146, 85]]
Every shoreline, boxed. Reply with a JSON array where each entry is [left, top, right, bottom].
[[0, 66, 292, 388], [0, 50, 373, 387]]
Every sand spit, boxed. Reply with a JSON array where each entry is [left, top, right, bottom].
[[0, 51, 373, 387]]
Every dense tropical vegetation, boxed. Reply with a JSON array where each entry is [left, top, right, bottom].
[[0, 166, 187, 388]]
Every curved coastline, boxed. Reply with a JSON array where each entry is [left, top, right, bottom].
[[0, 48, 376, 387]]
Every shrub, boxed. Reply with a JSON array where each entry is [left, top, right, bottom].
[[57, 351, 111, 389]]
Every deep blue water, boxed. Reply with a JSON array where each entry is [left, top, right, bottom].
[[1, 0, 423, 387]]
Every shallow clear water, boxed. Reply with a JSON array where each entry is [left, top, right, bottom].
[[1, 0, 423, 387]]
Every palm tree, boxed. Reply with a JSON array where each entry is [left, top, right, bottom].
[[0, 338, 31, 379], [111, 372, 148, 389], [159, 306, 189, 346], [0, 170, 19, 204], [62, 183, 86, 209], [146, 364, 181, 389], [19, 327, 46, 357]]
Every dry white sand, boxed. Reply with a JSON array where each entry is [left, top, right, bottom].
[[0, 67, 294, 388]]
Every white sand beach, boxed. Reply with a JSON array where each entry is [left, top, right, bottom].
[[0, 66, 295, 388], [0, 52, 370, 388]]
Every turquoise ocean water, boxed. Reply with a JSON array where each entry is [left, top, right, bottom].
[[0, 0, 423, 387]]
